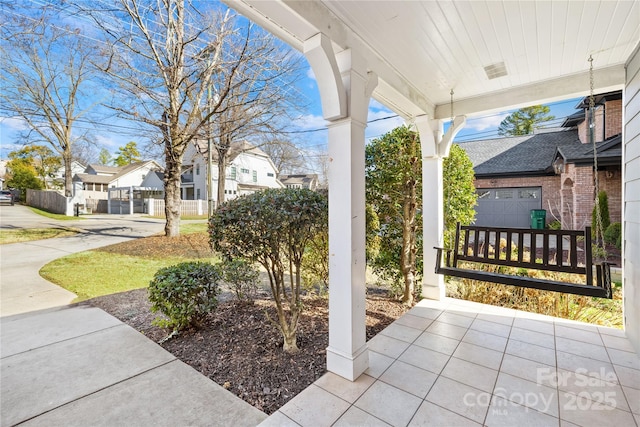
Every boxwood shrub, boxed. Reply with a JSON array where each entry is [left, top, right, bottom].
[[148, 261, 221, 331]]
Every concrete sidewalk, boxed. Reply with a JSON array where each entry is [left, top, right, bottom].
[[1, 305, 267, 426]]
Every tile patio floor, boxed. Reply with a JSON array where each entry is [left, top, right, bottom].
[[260, 297, 640, 427]]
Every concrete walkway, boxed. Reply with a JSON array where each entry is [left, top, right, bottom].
[[0, 207, 267, 426], [1, 306, 267, 426]]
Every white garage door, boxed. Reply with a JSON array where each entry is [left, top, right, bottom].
[[474, 187, 542, 228]]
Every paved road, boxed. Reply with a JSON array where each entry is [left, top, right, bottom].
[[0, 205, 166, 317]]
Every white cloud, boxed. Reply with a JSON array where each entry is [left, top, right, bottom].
[[293, 113, 327, 130], [306, 67, 316, 81], [467, 114, 508, 131], [365, 109, 405, 140], [94, 135, 121, 149], [0, 116, 29, 131]]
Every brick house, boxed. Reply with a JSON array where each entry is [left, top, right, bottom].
[[461, 91, 622, 230]]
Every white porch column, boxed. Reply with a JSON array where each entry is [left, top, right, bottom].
[[415, 115, 466, 300], [305, 34, 377, 380], [129, 186, 134, 215], [416, 116, 446, 300]]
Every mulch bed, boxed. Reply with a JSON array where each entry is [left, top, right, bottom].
[[87, 287, 409, 415]]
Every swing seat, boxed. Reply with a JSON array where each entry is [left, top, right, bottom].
[[435, 223, 612, 298]]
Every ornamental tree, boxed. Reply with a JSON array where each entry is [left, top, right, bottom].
[[365, 125, 421, 305], [209, 188, 328, 353], [443, 144, 477, 248]]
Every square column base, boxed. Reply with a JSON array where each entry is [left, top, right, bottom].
[[326, 344, 368, 381], [422, 282, 445, 301]]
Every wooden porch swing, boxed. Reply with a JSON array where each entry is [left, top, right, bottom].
[[434, 57, 613, 299]]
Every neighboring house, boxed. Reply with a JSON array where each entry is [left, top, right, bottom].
[[461, 91, 622, 230], [279, 174, 319, 190], [181, 140, 283, 205], [49, 160, 86, 189], [73, 161, 164, 193], [140, 170, 164, 189]]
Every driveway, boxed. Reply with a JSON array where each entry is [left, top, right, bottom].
[[0, 205, 166, 317]]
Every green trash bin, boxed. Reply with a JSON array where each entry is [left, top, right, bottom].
[[530, 209, 546, 229]]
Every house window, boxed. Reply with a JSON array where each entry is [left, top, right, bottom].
[[230, 167, 236, 179], [196, 164, 200, 175], [518, 189, 539, 199], [196, 189, 201, 199], [241, 168, 250, 174], [252, 170, 257, 182], [476, 190, 491, 199], [495, 190, 514, 199], [267, 172, 274, 177]]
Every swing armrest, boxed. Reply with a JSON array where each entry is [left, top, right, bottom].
[[434, 247, 454, 271]]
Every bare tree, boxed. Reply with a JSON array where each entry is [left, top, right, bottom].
[[0, 5, 100, 196], [206, 30, 303, 207], [261, 139, 307, 175], [82, 0, 302, 235]]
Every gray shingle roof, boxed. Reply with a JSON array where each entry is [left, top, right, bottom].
[[460, 130, 620, 177], [461, 130, 579, 176]]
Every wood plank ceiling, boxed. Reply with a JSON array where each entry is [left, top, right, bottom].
[[226, 0, 640, 118]]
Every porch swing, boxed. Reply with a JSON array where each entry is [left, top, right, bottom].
[[434, 57, 612, 299]]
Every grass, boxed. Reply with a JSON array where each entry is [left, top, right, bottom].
[[0, 227, 81, 244], [29, 206, 82, 220], [40, 251, 216, 301], [180, 222, 208, 234], [40, 227, 216, 302]]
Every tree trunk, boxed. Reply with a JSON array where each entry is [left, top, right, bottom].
[[282, 327, 299, 353], [401, 195, 416, 305], [164, 154, 182, 237], [216, 153, 227, 209], [216, 140, 231, 208], [63, 149, 73, 197]]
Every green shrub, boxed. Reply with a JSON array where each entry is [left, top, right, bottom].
[[302, 229, 329, 295], [547, 220, 562, 230], [592, 191, 610, 241], [604, 222, 621, 246], [148, 261, 221, 331], [616, 233, 622, 250], [221, 258, 260, 301]]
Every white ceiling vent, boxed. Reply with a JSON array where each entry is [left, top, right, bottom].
[[484, 62, 508, 80]]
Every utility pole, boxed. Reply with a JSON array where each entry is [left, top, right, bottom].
[[207, 81, 214, 217]]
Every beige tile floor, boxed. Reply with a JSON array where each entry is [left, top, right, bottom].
[[259, 297, 640, 427]]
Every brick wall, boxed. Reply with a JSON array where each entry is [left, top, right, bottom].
[[577, 106, 605, 144], [598, 168, 622, 224], [604, 99, 622, 139], [576, 99, 621, 144]]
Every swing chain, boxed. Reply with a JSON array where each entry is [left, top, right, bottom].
[[588, 55, 608, 264]]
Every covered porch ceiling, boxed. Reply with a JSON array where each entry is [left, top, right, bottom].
[[224, 0, 639, 119]]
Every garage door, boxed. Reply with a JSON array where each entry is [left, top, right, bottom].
[[474, 187, 542, 228]]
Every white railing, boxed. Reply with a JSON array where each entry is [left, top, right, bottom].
[[148, 199, 206, 217]]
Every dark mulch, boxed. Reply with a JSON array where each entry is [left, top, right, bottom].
[[87, 287, 409, 415]]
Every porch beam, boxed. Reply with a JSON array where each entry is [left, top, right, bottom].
[[433, 65, 625, 119]]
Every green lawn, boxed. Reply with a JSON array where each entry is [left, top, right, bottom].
[[0, 227, 81, 244], [29, 206, 83, 220], [180, 222, 208, 234], [41, 250, 217, 302]]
